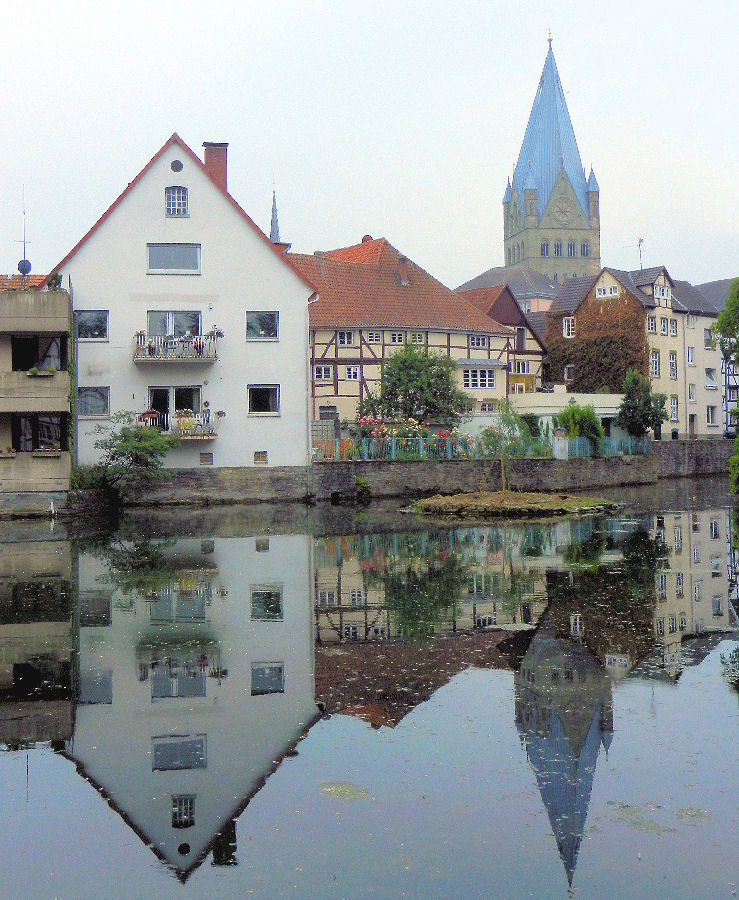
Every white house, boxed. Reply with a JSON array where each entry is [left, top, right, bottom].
[[50, 134, 314, 469]]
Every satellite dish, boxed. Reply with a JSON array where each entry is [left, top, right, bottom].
[[18, 259, 31, 276]]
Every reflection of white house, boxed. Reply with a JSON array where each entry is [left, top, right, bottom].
[[69, 533, 316, 877], [50, 134, 314, 469]]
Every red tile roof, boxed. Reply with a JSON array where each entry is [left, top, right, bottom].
[[291, 240, 510, 333], [0, 275, 47, 290], [45, 134, 314, 294], [459, 285, 507, 315]]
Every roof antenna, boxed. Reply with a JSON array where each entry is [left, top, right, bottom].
[[637, 237, 644, 270], [16, 186, 32, 281], [548, 29, 553, 45]]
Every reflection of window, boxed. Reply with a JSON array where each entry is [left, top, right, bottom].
[[251, 663, 284, 695], [77, 310, 109, 340], [668, 615, 677, 633], [679, 612, 687, 630], [246, 311, 279, 340], [318, 589, 336, 607], [79, 591, 112, 626], [247, 385, 279, 414], [655, 617, 664, 635], [564, 364, 574, 381], [79, 670, 113, 704], [172, 795, 195, 828], [147, 243, 200, 274], [658, 574, 667, 599], [673, 526, 682, 551], [348, 588, 365, 607], [570, 613, 583, 635], [251, 585, 283, 620], [343, 624, 359, 640], [152, 734, 207, 770], [694, 581, 702, 603], [78, 386, 110, 417]]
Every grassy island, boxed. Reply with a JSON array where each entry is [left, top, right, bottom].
[[416, 490, 621, 521]]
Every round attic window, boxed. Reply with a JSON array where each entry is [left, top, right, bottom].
[[171, 159, 184, 173], [178, 843, 191, 855]]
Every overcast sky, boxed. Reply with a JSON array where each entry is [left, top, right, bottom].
[[2, 0, 737, 289]]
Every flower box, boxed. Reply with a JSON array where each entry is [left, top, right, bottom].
[[32, 450, 62, 458]]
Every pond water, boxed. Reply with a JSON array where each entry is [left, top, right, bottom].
[[0, 479, 737, 899]]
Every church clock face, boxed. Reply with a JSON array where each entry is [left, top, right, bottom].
[[555, 199, 572, 223]]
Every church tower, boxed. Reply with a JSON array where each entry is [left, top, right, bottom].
[[503, 39, 600, 282]]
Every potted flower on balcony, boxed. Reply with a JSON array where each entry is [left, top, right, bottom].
[[205, 326, 224, 340]]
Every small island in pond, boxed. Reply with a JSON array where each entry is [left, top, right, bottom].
[[416, 491, 621, 521]]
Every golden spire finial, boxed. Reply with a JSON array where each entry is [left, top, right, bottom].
[[548, 29, 553, 44]]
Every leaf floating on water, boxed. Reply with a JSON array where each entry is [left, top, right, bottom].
[[675, 807, 711, 824], [320, 781, 370, 801]]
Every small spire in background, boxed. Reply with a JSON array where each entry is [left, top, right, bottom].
[[270, 188, 280, 244]]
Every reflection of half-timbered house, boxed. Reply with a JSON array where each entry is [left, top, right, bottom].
[[290, 238, 542, 423]]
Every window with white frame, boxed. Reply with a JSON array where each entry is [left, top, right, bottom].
[[521, 300, 531, 313], [654, 285, 671, 300], [688, 383, 696, 401], [704, 328, 712, 349], [337, 331, 354, 346], [687, 346, 695, 365], [596, 286, 608, 297], [318, 588, 336, 607], [563, 317, 575, 339], [348, 588, 365, 606], [463, 369, 495, 389], [694, 545, 701, 564], [366, 331, 381, 343], [345, 366, 359, 380], [165, 186, 188, 217], [660, 317, 669, 335], [147, 310, 201, 337], [710, 518, 720, 539], [564, 363, 574, 381], [171, 795, 195, 828], [469, 335, 488, 348], [343, 624, 359, 641], [707, 405, 717, 426], [647, 316, 656, 333], [410, 331, 425, 344], [77, 310, 109, 340], [686, 314, 696, 328], [246, 311, 279, 340], [670, 319, 678, 336], [314, 365, 332, 380], [705, 368, 718, 389], [669, 351, 678, 380], [651, 350, 660, 377], [147, 243, 200, 274], [247, 385, 279, 414], [670, 396, 678, 421], [390, 332, 404, 344], [78, 386, 110, 418], [676, 572, 684, 597], [509, 359, 530, 374]]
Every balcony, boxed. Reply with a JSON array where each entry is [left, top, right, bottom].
[[136, 411, 220, 440], [0, 290, 70, 333], [133, 333, 218, 363], [0, 450, 71, 491], [0, 371, 70, 413]]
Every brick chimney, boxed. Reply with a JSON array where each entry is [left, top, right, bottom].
[[202, 142, 229, 192]]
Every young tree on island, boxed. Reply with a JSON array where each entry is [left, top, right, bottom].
[[361, 345, 473, 425], [615, 369, 668, 438]]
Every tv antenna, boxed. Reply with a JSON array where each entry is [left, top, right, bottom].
[[637, 237, 644, 270], [15, 187, 31, 279]]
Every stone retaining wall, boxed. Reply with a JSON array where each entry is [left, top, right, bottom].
[[651, 439, 733, 480]]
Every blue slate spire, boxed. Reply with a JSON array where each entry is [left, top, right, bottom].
[[587, 166, 599, 192], [269, 189, 280, 243], [503, 177, 512, 203], [512, 42, 589, 221]]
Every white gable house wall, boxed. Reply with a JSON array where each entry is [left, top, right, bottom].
[[56, 136, 312, 469]]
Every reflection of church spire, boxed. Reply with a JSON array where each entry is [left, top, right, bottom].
[[514, 615, 613, 887]]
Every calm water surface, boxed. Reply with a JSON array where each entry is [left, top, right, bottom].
[[0, 480, 737, 899]]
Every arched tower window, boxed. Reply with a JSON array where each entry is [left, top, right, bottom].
[[581, 241, 590, 257], [165, 186, 188, 217], [540, 241, 549, 258], [554, 241, 562, 257], [567, 240, 576, 257]]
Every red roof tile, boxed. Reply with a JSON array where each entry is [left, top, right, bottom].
[[45, 134, 315, 294], [290, 240, 511, 333], [459, 285, 507, 315], [0, 275, 47, 290]]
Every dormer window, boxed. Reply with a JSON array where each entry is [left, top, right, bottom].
[[165, 186, 188, 217]]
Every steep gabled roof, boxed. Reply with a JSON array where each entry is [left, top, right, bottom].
[[512, 43, 589, 220], [696, 277, 737, 312], [672, 280, 719, 316], [291, 240, 511, 334], [457, 265, 558, 302], [458, 285, 546, 353], [549, 275, 598, 315], [324, 237, 389, 264], [46, 134, 314, 293]]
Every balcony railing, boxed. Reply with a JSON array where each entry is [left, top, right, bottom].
[[136, 411, 219, 440], [133, 333, 218, 362]]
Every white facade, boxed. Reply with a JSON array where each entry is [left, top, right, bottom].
[[58, 136, 312, 469]]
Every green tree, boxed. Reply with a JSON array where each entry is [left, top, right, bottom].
[[477, 399, 532, 492], [710, 278, 739, 365], [615, 368, 668, 437], [90, 412, 180, 503], [554, 400, 604, 447], [362, 345, 473, 425]]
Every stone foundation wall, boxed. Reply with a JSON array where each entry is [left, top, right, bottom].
[[652, 439, 733, 480]]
